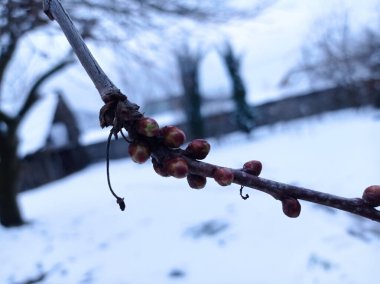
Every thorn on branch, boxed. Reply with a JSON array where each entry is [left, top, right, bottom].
[[239, 186, 249, 200]]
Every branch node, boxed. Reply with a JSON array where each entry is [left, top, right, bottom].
[[43, 0, 55, 21]]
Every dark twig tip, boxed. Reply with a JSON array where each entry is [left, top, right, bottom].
[[117, 198, 126, 211], [240, 186, 249, 200]]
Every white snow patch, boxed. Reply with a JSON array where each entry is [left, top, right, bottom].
[[1, 108, 380, 284]]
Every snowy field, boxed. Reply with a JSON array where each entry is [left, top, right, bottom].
[[1, 108, 380, 284]]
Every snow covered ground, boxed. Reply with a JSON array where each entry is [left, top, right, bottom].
[[1, 108, 380, 284]]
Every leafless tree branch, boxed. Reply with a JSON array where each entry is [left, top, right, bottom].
[[44, 0, 380, 222]]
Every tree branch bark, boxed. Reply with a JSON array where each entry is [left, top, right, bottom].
[[43, 0, 380, 222], [42, 0, 120, 100]]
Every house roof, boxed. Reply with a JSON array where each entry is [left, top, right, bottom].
[[17, 93, 58, 157]]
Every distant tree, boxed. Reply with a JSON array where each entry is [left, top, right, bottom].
[[0, 55, 74, 226], [281, 13, 380, 106], [220, 41, 255, 133], [176, 46, 204, 139], [0, 0, 271, 227]]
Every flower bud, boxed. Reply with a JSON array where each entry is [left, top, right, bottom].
[[213, 167, 234, 186], [128, 142, 150, 164], [362, 185, 380, 207], [282, 198, 301, 218], [185, 139, 210, 160], [136, 117, 160, 137], [161, 126, 186, 148], [152, 159, 169, 177], [243, 160, 262, 176], [187, 174, 207, 189], [165, 157, 188, 178]]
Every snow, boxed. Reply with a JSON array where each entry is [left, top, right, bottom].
[[1, 108, 380, 284], [17, 93, 58, 157]]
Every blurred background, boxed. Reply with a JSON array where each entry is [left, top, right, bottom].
[[1, 0, 380, 283]]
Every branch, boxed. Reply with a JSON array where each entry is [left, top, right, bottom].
[[43, 0, 380, 222], [0, 110, 13, 125], [42, 0, 120, 100], [15, 53, 75, 125]]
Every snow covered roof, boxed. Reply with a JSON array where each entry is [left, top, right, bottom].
[[17, 93, 58, 157]]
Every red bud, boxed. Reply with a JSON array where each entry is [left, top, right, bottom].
[[187, 174, 207, 189], [282, 198, 301, 218], [165, 157, 188, 178], [213, 167, 234, 186], [185, 139, 210, 160], [243, 160, 262, 176], [161, 126, 186, 148], [128, 142, 150, 164], [362, 185, 380, 207], [152, 159, 169, 177], [136, 117, 159, 137]]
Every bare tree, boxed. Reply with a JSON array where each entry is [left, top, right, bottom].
[[0, 55, 74, 226], [176, 45, 204, 139], [281, 12, 380, 102], [220, 41, 255, 133]]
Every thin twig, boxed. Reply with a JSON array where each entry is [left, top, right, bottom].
[[106, 130, 125, 211], [239, 186, 249, 200]]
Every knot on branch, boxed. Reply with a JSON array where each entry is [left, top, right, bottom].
[[99, 92, 142, 133], [43, 0, 55, 21]]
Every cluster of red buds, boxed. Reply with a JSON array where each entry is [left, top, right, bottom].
[[129, 117, 252, 187], [119, 115, 380, 221], [128, 117, 210, 188], [126, 116, 304, 218]]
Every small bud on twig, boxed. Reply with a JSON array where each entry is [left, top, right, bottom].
[[187, 174, 207, 189], [152, 159, 170, 177], [362, 185, 380, 207], [185, 139, 211, 160], [165, 157, 189, 178], [282, 198, 301, 218], [161, 126, 186, 148], [214, 167, 234, 186], [136, 117, 160, 137], [243, 160, 262, 176], [128, 142, 151, 164]]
